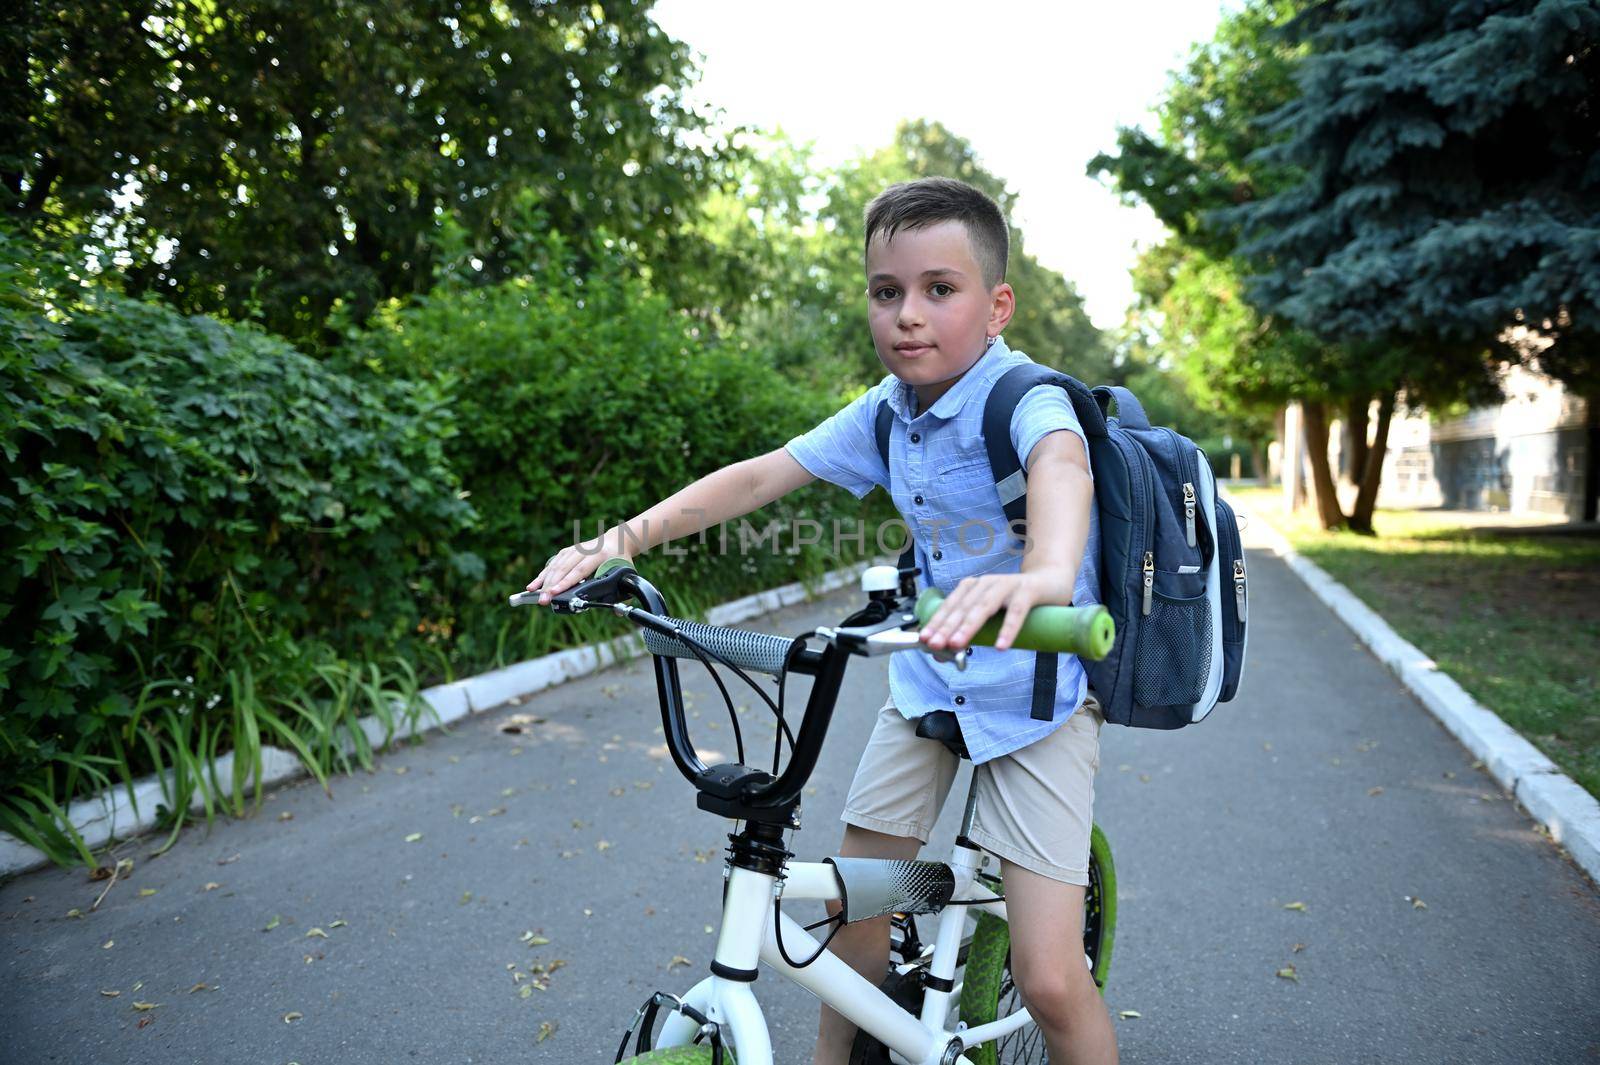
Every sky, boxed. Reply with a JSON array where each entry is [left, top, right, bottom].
[[652, 0, 1236, 330]]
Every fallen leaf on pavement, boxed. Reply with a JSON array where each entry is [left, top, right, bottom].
[[131, 1001, 160, 1011], [305, 928, 329, 939], [138, 888, 158, 897], [1367, 786, 1384, 797], [330, 919, 347, 928], [405, 833, 423, 843], [596, 840, 612, 851], [1406, 896, 1427, 909], [283, 1011, 303, 1023], [1292, 943, 1306, 953], [66, 908, 83, 919], [100, 990, 120, 998], [1118, 1010, 1141, 1020], [203, 882, 221, 892], [668, 955, 692, 970], [498, 713, 545, 734], [519, 985, 533, 999], [537, 1021, 557, 1042], [1283, 902, 1307, 912], [278, 811, 294, 822], [264, 915, 281, 931], [216, 853, 240, 865], [1276, 966, 1298, 982], [189, 983, 213, 993], [102, 940, 114, 949]]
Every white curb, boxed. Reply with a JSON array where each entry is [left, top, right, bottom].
[[1227, 491, 1600, 886], [0, 559, 879, 879]]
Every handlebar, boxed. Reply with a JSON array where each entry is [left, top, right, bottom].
[[508, 560, 1115, 825]]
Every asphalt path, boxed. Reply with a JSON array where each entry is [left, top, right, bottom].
[[4, 532, 1599, 1065]]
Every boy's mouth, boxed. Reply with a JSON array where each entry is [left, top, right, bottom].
[[895, 341, 935, 357]]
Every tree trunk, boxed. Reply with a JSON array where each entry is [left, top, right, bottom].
[[1251, 439, 1269, 481], [1348, 391, 1396, 535], [1302, 400, 1347, 529], [1584, 395, 1599, 523], [1345, 395, 1370, 485]]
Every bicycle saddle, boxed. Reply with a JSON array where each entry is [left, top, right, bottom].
[[914, 710, 970, 760]]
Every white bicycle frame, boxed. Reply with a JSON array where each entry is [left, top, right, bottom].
[[652, 792, 1037, 1065]]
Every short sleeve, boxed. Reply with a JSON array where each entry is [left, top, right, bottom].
[[1010, 386, 1092, 476], [784, 380, 892, 500]]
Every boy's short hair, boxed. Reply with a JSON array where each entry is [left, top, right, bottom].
[[864, 177, 1009, 289]]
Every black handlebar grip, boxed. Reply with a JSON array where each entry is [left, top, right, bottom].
[[641, 618, 797, 677]]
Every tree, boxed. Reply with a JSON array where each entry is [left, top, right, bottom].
[[1090, 0, 1373, 523], [1234, 0, 1600, 519], [4, 0, 719, 344]]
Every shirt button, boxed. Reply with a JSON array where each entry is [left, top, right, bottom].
[[954, 695, 966, 705], [914, 494, 924, 505], [909, 432, 921, 444], [931, 549, 942, 561]]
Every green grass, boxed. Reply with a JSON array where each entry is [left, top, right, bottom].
[[1228, 485, 1600, 800]]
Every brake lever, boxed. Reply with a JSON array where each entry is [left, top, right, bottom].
[[507, 589, 592, 614]]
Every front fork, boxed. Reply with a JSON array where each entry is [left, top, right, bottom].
[[654, 846, 994, 1065]]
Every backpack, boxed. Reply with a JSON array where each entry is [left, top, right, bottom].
[[873, 365, 1249, 729]]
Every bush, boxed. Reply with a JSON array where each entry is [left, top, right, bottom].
[[0, 232, 474, 860], [346, 229, 884, 671]]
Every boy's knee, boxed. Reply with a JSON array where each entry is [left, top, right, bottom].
[[1011, 950, 1098, 1028]]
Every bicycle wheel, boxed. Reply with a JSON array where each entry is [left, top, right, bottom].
[[957, 823, 1118, 1065], [617, 1046, 735, 1063]]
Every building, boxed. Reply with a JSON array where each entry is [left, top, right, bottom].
[[1376, 364, 1593, 521]]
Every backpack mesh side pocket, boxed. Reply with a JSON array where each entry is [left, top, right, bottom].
[[1132, 586, 1213, 708]]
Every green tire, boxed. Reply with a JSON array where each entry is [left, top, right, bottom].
[[617, 1045, 734, 1064], [958, 822, 1117, 1065]]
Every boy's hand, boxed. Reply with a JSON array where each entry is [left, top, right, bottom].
[[526, 526, 633, 605], [919, 571, 1074, 653]]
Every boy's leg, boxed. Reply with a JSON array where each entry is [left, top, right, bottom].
[[813, 698, 959, 1065], [812, 825, 922, 1065], [1000, 859, 1119, 1065], [966, 694, 1117, 1064]]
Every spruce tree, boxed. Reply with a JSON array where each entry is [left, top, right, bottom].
[[1236, 0, 1600, 519]]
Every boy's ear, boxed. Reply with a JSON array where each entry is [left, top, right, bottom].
[[987, 282, 1016, 337]]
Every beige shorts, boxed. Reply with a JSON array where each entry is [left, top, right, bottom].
[[841, 693, 1103, 886]]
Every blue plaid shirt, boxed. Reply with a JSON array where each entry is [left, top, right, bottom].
[[785, 336, 1100, 763]]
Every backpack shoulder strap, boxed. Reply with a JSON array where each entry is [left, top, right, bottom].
[[979, 363, 1102, 722], [980, 365, 1103, 525], [874, 398, 916, 576]]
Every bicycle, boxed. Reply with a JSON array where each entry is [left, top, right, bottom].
[[510, 558, 1118, 1065]]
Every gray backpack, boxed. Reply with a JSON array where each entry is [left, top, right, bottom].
[[875, 366, 1249, 729]]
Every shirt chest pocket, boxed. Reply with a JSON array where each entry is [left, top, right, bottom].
[[933, 455, 990, 480]]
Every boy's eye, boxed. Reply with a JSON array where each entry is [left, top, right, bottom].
[[873, 286, 900, 301], [930, 283, 954, 297]]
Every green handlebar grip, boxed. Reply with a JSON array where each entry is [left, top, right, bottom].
[[914, 588, 1116, 661], [595, 556, 634, 578]]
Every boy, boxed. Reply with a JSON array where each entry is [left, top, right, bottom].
[[527, 177, 1117, 1065]]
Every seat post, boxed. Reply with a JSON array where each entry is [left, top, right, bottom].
[[958, 772, 980, 840]]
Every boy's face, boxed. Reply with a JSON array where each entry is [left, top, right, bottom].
[[865, 221, 1014, 400]]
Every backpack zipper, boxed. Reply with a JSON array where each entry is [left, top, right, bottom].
[[1142, 551, 1154, 616], [1233, 558, 1247, 617], [1182, 482, 1197, 548]]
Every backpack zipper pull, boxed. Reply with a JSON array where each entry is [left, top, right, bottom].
[[1183, 483, 1197, 548], [1233, 558, 1247, 615], [1142, 551, 1154, 616]]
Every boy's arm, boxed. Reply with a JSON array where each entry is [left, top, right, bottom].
[[527, 448, 814, 602], [919, 430, 1093, 652]]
